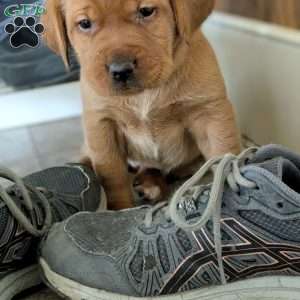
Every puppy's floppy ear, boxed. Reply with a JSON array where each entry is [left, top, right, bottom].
[[171, 0, 215, 41], [42, 0, 69, 68]]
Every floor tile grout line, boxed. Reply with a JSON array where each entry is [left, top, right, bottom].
[[27, 125, 44, 171]]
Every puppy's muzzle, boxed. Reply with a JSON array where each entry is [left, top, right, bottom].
[[107, 56, 137, 88]]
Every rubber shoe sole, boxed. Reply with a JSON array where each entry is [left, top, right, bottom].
[[40, 258, 300, 300]]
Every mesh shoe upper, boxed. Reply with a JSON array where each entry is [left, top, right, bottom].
[[40, 145, 300, 297], [0, 164, 101, 278]]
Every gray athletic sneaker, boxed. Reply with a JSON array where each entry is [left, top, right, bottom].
[[40, 145, 300, 300], [0, 164, 103, 300]]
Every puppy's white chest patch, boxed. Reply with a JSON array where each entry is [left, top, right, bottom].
[[123, 89, 195, 171], [132, 99, 151, 121], [124, 89, 161, 164], [126, 127, 160, 161]]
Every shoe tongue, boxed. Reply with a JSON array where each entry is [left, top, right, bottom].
[[177, 187, 212, 224], [254, 156, 300, 182], [254, 157, 285, 179]]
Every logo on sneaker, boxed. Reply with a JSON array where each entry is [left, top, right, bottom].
[[160, 218, 300, 295], [4, 16, 44, 48]]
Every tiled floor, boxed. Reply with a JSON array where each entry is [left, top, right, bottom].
[[0, 117, 84, 300], [0, 117, 84, 176]]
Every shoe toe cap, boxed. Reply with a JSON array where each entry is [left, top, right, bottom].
[[40, 212, 139, 295]]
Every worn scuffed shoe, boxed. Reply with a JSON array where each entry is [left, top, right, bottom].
[[40, 145, 300, 300], [0, 164, 104, 300]]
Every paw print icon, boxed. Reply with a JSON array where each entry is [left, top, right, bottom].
[[5, 16, 44, 48]]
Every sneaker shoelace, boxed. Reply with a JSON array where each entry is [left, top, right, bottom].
[[144, 147, 259, 285], [0, 166, 52, 237]]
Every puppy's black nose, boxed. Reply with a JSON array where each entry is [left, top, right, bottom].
[[108, 59, 136, 84]]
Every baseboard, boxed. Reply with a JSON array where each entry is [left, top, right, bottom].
[[0, 81, 81, 131]]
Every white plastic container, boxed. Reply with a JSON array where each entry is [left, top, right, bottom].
[[204, 13, 300, 152]]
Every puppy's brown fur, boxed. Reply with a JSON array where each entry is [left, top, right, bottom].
[[43, 0, 241, 209]]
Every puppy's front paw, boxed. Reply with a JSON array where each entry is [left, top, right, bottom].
[[134, 184, 163, 203], [133, 169, 170, 204]]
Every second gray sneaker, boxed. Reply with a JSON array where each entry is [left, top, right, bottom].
[[0, 164, 104, 300], [40, 145, 300, 300]]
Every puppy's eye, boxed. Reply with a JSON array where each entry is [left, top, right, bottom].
[[138, 7, 156, 19], [78, 19, 92, 32]]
